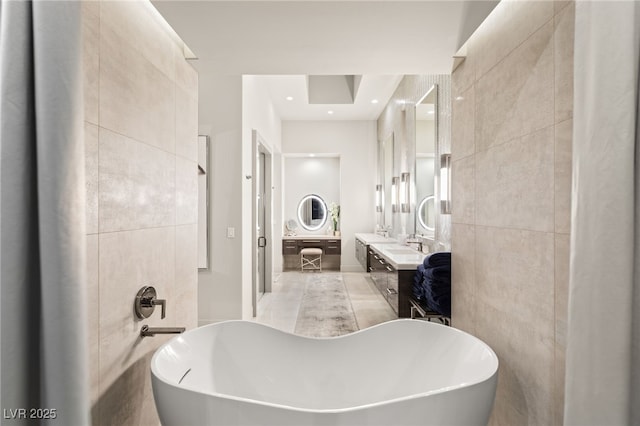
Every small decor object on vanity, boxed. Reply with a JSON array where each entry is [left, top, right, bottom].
[[329, 202, 340, 236]]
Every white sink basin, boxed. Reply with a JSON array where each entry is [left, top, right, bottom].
[[386, 248, 419, 255]]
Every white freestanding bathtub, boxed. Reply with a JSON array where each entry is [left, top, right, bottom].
[[150, 319, 498, 426]]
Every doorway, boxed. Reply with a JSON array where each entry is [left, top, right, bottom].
[[252, 130, 273, 317]]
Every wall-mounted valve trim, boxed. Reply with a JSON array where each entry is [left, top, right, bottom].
[[135, 286, 166, 319]]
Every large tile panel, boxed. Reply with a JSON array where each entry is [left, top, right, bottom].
[[555, 119, 572, 234], [451, 86, 474, 161], [476, 294, 554, 425], [100, 20, 176, 154], [87, 234, 100, 406], [175, 224, 198, 329], [85, 122, 99, 234], [176, 53, 198, 95], [176, 156, 198, 225], [82, 0, 99, 125], [475, 226, 555, 323], [554, 2, 575, 123], [476, 21, 554, 152], [476, 127, 554, 232], [99, 128, 175, 233], [95, 351, 160, 426], [176, 53, 198, 161], [451, 224, 475, 334], [175, 86, 198, 162], [554, 234, 570, 348], [451, 156, 475, 225], [451, 42, 476, 98], [473, 0, 554, 79], [98, 227, 176, 393], [554, 234, 570, 426], [100, 1, 176, 80]]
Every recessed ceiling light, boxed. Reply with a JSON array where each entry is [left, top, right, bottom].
[[309, 153, 315, 157], [428, 111, 435, 114], [286, 96, 293, 101], [455, 96, 464, 101], [327, 110, 334, 115], [371, 99, 379, 104]]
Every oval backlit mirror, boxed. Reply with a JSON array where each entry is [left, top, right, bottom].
[[297, 194, 328, 231], [418, 195, 436, 232]]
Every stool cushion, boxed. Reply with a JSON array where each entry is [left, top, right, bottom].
[[300, 248, 323, 255]]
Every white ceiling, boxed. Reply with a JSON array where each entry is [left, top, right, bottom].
[[152, 0, 498, 120], [260, 74, 403, 120]]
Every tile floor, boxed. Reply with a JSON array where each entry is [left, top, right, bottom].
[[253, 271, 397, 334]]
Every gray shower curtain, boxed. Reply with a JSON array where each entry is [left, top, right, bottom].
[[0, 1, 89, 424], [565, 1, 640, 424]]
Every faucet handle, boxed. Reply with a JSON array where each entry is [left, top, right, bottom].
[[135, 286, 166, 319], [152, 298, 166, 319]]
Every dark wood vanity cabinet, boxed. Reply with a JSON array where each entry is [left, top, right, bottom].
[[368, 248, 413, 317], [281, 237, 341, 270], [355, 238, 368, 271]]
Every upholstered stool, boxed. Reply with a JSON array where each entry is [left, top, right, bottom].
[[300, 248, 322, 272]]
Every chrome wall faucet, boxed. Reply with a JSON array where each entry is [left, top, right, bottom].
[[140, 325, 185, 337], [134, 286, 186, 338], [135, 285, 166, 319]]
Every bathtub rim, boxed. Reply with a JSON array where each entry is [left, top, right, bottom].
[[150, 319, 499, 415]]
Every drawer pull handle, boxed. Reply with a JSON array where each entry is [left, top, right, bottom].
[[386, 266, 393, 272], [378, 259, 385, 265], [386, 288, 398, 295]]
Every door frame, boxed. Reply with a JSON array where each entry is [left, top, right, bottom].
[[252, 130, 273, 317]]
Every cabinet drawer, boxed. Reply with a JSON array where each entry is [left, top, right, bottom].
[[283, 245, 298, 255], [282, 240, 299, 255], [299, 240, 324, 249], [325, 240, 341, 255]]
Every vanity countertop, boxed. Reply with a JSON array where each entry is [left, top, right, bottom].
[[282, 234, 341, 240], [354, 233, 396, 245], [369, 243, 426, 270]]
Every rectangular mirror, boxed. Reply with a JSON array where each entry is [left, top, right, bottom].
[[198, 135, 210, 269], [415, 85, 437, 236], [382, 133, 394, 229]]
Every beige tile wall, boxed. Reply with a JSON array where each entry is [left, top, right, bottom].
[[451, 0, 574, 424], [82, 1, 199, 424]]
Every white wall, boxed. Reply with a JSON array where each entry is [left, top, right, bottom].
[[284, 157, 340, 235], [198, 75, 283, 324], [198, 74, 244, 324], [282, 121, 377, 271], [241, 76, 282, 318]]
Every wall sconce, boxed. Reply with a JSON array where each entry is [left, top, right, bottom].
[[391, 177, 399, 212], [400, 172, 410, 213], [375, 184, 383, 212], [440, 154, 451, 214]]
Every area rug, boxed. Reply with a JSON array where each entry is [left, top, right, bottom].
[[294, 273, 358, 337]]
